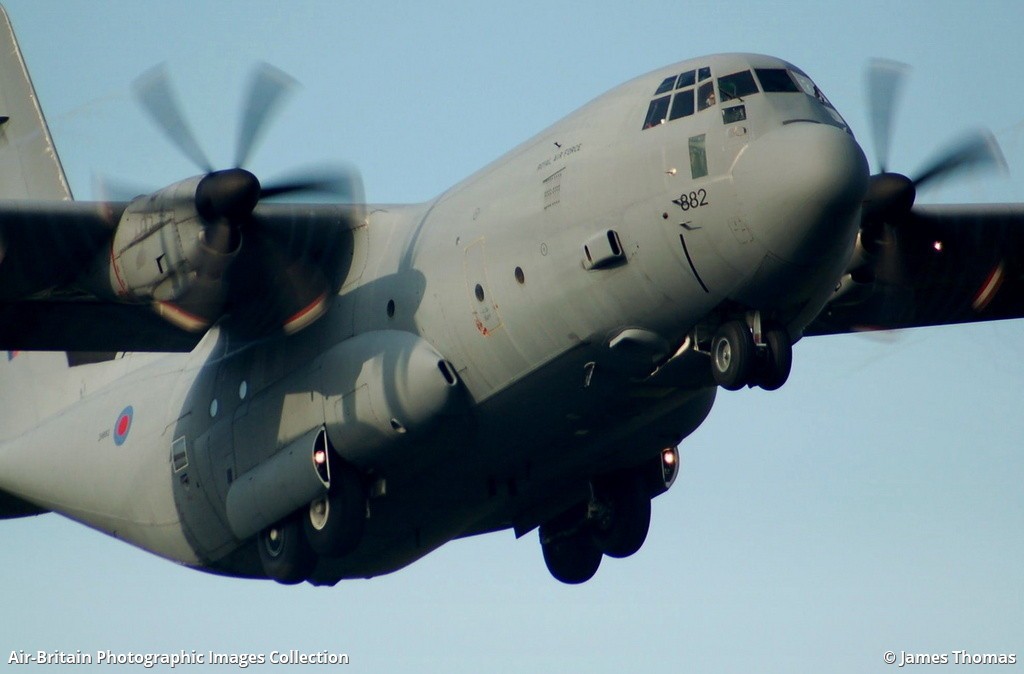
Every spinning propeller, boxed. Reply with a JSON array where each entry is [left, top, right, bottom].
[[824, 59, 1012, 335], [861, 58, 1005, 230], [126, 63, 362, 335], [133, 63, 355, 224]]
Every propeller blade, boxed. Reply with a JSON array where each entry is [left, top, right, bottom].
[[91, 173, 153, 203], [259, 166, 364, 202], [234, 63, 298, 169], [912, 129, 1007, 190], [132, 65, 213, 173], [866, 59, 910, 173]]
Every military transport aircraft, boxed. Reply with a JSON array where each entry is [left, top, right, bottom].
[[0, 6, 1018, 587]]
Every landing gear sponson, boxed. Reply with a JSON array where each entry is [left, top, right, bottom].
[[259, 448, 368, 585], [539, 447, 679, 584], [709, 315, 792, 391]]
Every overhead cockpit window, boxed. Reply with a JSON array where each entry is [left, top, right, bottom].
[[697, 67, 711, 82], [755, 68, 800, 93], [643, 95, 671, 128], [669, 89, 695, 120], [718, 71, 759, 102], [655, 76, 677, 95], [697, 81, 715, 111], [676, 70, 696, 89]]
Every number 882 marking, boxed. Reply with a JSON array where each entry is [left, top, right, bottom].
[[673, 188, 709, 212]]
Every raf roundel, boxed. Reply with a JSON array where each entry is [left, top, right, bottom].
[[113, 406, 134, 446]]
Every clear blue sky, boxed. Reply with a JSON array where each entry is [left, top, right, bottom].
[[1, 1, 1022, 672]]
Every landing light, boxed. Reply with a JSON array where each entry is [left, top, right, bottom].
[[314, 450, 327, 465], [658, 447, 680, 492], [933, 240, 943, 252]]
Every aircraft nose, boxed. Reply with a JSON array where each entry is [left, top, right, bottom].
[[733, 122, 868, 267]]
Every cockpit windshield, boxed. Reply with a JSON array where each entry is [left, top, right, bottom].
[[754, 67, 847, 126], [642, 63, 848, 130], [718, 71, 758, 102]]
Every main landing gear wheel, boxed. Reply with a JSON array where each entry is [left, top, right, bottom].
[[540, 506, 602, 585], [711, 320, 755, 391], [590, 472, 651, 559], [304, 466, 367, 557], [258, 513, 315, 585], [756, 324, 792, 391]]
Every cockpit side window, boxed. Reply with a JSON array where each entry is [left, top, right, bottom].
[[790, 71, 819, 99], [643, 95, 671, 129], [697, 81, 716, 111], [655, 76, 676, 95], [718, 71, 759, 102], [755, 68, 800, 93], [643, 66, 715, 129], [756, 67, 838, 113]]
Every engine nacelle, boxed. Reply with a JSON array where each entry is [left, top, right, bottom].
[[90, 175, 238, 330], [321, 330, 461, 466]]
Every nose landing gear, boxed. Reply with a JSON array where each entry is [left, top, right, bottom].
[[710, 317, 792, 391]]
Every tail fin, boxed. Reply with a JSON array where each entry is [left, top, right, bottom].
[[0, 7, 71, 519], [0, 5, 72, 200]]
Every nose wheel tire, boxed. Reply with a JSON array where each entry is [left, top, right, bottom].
[[711, 320, 755, 390], [756, 324, 792, 391]]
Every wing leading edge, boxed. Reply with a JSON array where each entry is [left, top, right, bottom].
[[806, 203, 1024, 336]]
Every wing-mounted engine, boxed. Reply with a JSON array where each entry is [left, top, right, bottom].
[[92, 172, 245, 330], [86, 63, 365, 337], [826, 60, 1006, 316]]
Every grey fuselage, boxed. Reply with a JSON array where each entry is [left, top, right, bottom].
[[0, 53, 867, 583]]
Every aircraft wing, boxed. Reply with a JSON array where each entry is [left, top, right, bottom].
[[0, 201, 357, 353], [805, 203, 1024, 336], [0, 199, 200, 352]]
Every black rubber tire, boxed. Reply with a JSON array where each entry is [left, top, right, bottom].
[[304, 467, 366, 558], [590, 473, 651, 559], [711, 320, 755, 390], [541, 530, 603, 584], [258, 514, 315, 585], [757, 325, 792, 391], [540, 506, 602, 584]]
